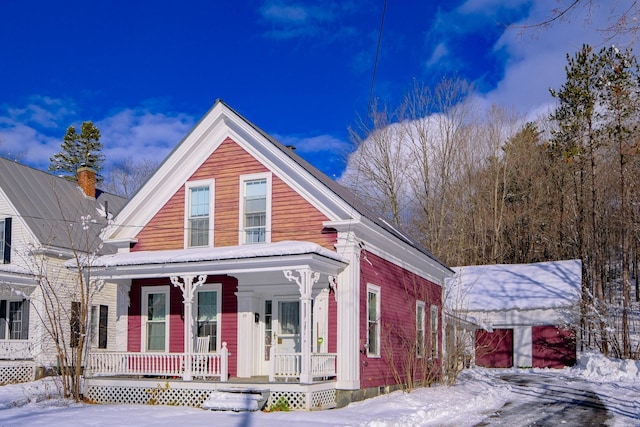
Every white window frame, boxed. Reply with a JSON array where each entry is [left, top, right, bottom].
[[239, 172, 272, 245], [194, 283, 222, 352], [184, 179, 214, 248], [0, 219, 5, 260], [141, 286, 170, 352], [416, 300, 426, 358], [366, 284, 381, 358], [430, 305, 439, 359]]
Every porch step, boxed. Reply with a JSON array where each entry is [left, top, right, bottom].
[[202, 387, 270, 412]]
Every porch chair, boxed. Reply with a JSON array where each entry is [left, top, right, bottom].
[[194, 335, 211, 378], [196, 335, 210, 353]]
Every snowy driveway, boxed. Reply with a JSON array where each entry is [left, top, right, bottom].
[[475, 371, 610, 426]]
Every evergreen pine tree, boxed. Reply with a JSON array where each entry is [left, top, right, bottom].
[[49, 121, 105, 181]]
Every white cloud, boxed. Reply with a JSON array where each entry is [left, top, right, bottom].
[[258, 0, 357, 40], [0, 99, 195, 173], [273, 133, 349, 154], [97, 108, 195, 167], [426, 43, 449, 68], [482, 1, 636, 117]]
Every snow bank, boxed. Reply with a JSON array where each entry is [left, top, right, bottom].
[[573, 352, 640, 382]]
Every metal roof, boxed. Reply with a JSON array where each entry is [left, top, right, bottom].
[[0, 157, 127, 253]]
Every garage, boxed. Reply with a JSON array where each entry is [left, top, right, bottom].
[[475, 329, 513, 368], [532, 325, 576, 368]]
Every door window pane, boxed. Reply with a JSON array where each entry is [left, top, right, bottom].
[[278, 301, 299, 335]]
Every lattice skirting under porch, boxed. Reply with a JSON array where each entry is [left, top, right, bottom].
[[0, 364, 37, 385], [267, 388, 336, 410], [84, 379, 337, 410]]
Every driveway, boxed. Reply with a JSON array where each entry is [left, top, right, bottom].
[[474, 371, 610, 426]]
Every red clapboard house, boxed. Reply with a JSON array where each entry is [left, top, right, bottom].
[[84, 100, 453, 410]]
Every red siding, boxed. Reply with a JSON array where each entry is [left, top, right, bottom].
[[132, 138, 335, 251], [475, 329, 513, 368], [128, 275, 239, 377], [328, 292, 338, 353], [359, 251, 442, 389], [532, 325, 576, 368]]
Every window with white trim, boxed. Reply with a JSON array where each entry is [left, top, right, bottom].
[[195, 284, 221, 352], [430, 305, 439, 359], [367, 284, 381, 357], [416, 300, 425, 357], [0, 299, 29, 340], [0, 218, 11, 264], [142, 286, 170, 352], [90, 304, 108, 349], [240, 173, 271, 244], [185, 181, 214, 248]]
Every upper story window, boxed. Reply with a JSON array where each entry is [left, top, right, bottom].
[[185, 180, 214, 248], [0, 218, 11, 264], [240, 173, 271, 244]]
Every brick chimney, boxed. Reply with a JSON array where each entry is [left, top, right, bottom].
[[77, 166, 96, 198]]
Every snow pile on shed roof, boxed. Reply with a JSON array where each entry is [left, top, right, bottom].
[[83, 240, 344, 268], [446, 259, 581, 312]]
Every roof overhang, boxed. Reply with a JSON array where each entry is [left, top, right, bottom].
[[81, 241, 348, 281], [0, 266, 39, 298]]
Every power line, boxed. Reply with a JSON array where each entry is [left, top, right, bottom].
[[367, 0, 388, 120]]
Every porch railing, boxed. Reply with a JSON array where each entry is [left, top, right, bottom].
[[86, 342, 228, 381], [269, 350, 337, 382], [0, 339, 34, 360]]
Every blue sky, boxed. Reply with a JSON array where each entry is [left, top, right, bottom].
[[0, 1, 633, 180]]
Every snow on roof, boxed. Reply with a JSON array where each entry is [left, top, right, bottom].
[[446, 259, 582, 312], [0, 264, 32, 276], [83, 240, 344, 268]]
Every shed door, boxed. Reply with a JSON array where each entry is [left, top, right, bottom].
[[532, 325, 576, 368], [475, 329, 513, 368]]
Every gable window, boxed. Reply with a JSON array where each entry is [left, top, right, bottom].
[[90, 304, 108, 349], [366, 284, 381, 357], [185, 181, 213, 248], [142, 286, 169, 352], [430, 305, 439, 359], [416, 300, 426, 357], [196, 285, 221, 352], [0, 218, 11, 264], [240, 173, 271, 244], [0, 299, 29, 340]]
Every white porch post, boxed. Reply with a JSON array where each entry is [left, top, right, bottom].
[[284, 268, 319, 384], [115, 281, 131, 352], [235, 290, 257, 378], [334, 231, 361, 390], [170, 274, 207, 381]]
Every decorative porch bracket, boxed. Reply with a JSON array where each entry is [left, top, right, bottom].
[[284, 269, 320, 384], [170, 274, 207, 381]]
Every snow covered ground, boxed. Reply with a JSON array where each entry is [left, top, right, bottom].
[[0, 352, 637, 426]]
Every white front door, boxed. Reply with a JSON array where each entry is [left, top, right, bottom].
[[259, 298, 301, 375]]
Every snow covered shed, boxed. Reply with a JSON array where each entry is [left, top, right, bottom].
[[446, 260, 581, 369]]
